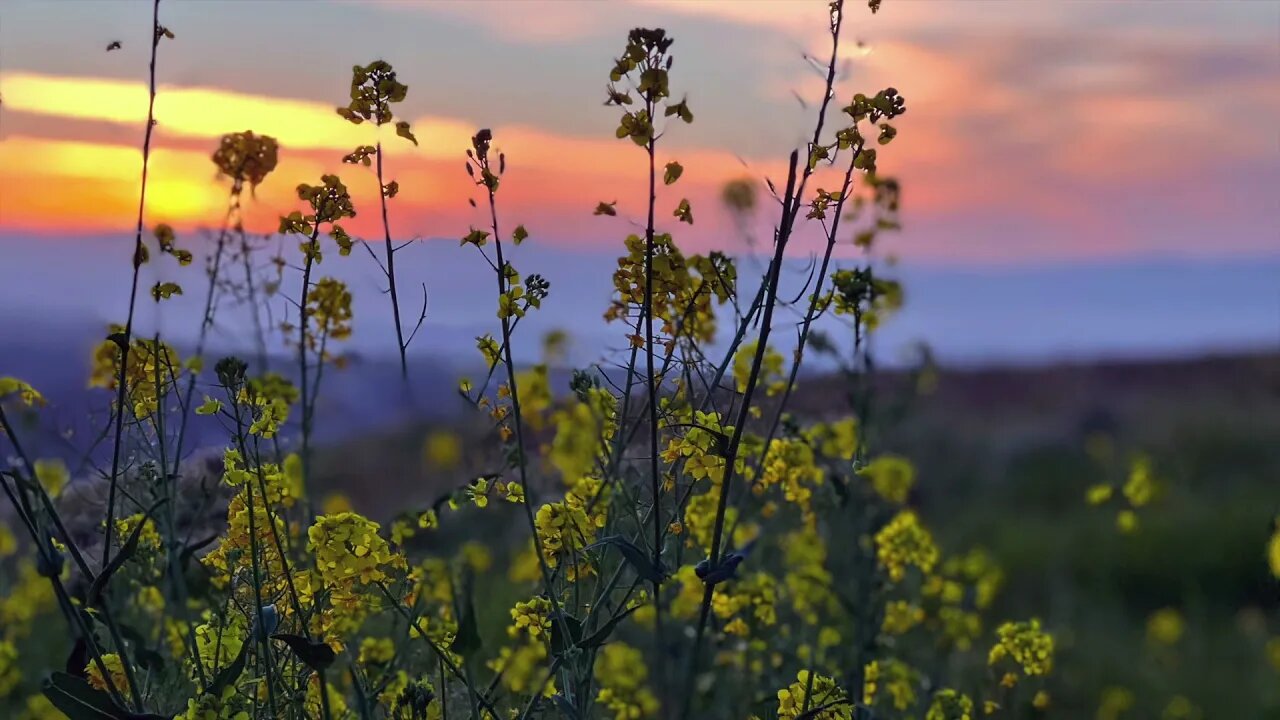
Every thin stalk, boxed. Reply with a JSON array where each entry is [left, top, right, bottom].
[[479, 163, 578, 680], [640, 94, 666, 680], [149, 333, 213, 692], [0, 412, 140, 709], [2, 464, 150, 708], [680, 152, 800, 720], [752, 140, 865, 481], [103, 0, 163, 570], [375, 140, 410, 379], [171, 199, 236, 471], [238, 206, 270, 375], [225, 389, 282, 718], [678, 7, 847, 714], [376, 583, 499, 717], [296, 225, 322, 514]]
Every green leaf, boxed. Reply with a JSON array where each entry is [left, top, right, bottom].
[[853, 148, 877, 171], [585, 535, 666, 583], [41, 672, 167, 720], [149, 282, 182, 302], [663, 161, 683, 185], [396, 121, 418, 146], [118, 625, 164, 673], [664, 99, 694, 124], [593, 201, 618, 217], [194, 397, 222, 416], [43, 672, 119, 720], [450, 583, 482, 658], [460, 228, 490, 247], [550, 613, 584, 657], [64, 637, 89, 678], [271, 633, 336, 672], [674, 198, 693, 225], [512, 225, 529, 245]]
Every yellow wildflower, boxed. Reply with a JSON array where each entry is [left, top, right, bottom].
[[875, 510, 939, 582], [1146, 607, 1184, 646], [988, 618, 1054, 677], [860, 454, 915, 504]]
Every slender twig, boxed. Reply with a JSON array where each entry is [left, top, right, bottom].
[[678, 11, 850, 714], [375, 140, 411, 379], [103, 0, 164, 572], [639, 68, 667, 687], [473, 137, 578, 685]]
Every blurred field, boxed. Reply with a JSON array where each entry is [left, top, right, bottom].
[[316, 351, 1280, 717]]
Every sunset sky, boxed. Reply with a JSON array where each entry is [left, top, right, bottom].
[[1, 0, 1277, 362]]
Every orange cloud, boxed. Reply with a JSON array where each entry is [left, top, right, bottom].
[[0, 71, 471, 156], [0, 110, 776, 247], [0, 135, 327, 231], [0, 64, 797, 244]]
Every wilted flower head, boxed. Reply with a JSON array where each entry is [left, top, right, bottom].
[[212, 130, 279, 189]]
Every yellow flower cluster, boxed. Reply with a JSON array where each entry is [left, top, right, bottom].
[[595, 643, 660, 719], [1146, 607, 1184, 646], [307, 277, 354, 343], [549, 388, 617, 481], [176, 684, 248, 720], [941, 548, 1003, 610], [0, 377, 45, 407], [926, 688, 973, 720], [211, 130, 279, 189], [534, 501, 594, 577], [864, 658, 918, 711], [829, 267, 903, 330], [875, 510, 939, 582], [782, 528, 837, 624], [531, 476, 608, 580], [1086, 454, 1159, 533], [682, 491, 734, 552], [732, 340, 787, 398], [358, 636, 396, 666], [757, 437, 824, 522], [337, 60, 410, 127], [33, 458, 68, 499], [0, 640, 20, 698], [89, 327, 181, 417], [776, 670, 851, 720], [488, 642, 553, 697], [509, 596, 554, 639], [712, 571, 778, 634], [0, 561, 55, 635], [803, 418, 859, 461], [605, 233, 734, 347], [386, 676, 441, 719], [85, 653, 128, 694], [988, 618, 1054, 677], [202, 450, 301, 597], [309, 512, 404, 588], [882, 600, 925, 635], [860, 454, 915, 504], [191, 611, 246, 682], [116, 512, 164, 551]]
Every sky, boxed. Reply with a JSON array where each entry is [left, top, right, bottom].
[[0, 0, 1277, 364]]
